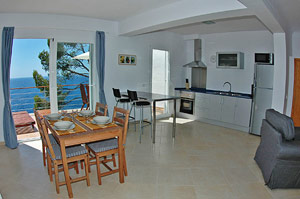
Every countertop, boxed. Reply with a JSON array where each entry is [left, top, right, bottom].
[[175, 87, 252, 99]]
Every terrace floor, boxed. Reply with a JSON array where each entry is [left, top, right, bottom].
[[1, 118, 300, 199]]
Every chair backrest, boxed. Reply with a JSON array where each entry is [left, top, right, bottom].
[[34, 110, 57, 160], [265, 109, 295, 140], [112, 106, 130, 145], [127, 90, 138, 101], [34, 109, 46, 145], [80, 83, 88, 104], [112, 88, 121, 98], [95, 102, 108, 116]]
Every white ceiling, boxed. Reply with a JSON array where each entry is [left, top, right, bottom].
[[0, 0, 182, 21], [268, 0, 300, 32], [1, 0, 300, 35], [166, 16, 268, 35]]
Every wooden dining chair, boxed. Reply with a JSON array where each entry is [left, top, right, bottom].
[[95, 102, 108, 116], [80, 83, 90, 110], [39, 114, 90, 194], [34, 109, 58, 167], [86, 106, 130, 185]]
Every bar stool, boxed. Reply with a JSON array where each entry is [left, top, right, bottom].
[[127, 90, 152, 143], [112, 88, 130, 109]]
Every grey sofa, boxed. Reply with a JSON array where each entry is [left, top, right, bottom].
[[254, 109, 300, 189]]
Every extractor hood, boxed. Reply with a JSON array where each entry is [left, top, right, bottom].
[[183, 39, 207, 68]]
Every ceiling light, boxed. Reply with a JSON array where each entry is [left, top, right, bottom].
[[202, 21, 216, 25]]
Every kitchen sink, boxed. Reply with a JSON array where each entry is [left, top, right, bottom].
[[207, 91, 243, 97]]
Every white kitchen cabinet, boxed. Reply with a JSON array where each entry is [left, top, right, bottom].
[[234, 98, 252, 127], [195, 93, 210, 118], [220, 96, 236, 124], [194, 93, 252, 129], [207, 94, 222, 121]]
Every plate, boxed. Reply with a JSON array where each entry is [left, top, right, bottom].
[[53, 124, 75, 131], [45, 115, 64, 121], [91, 120, 109, 125], [78, 112, 95, 117]]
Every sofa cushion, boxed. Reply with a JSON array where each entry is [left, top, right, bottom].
[[266, 109, 295, 141]]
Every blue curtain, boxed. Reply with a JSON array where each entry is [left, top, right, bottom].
[[2, 27, 18, 149], [96, 31, 108, 110]]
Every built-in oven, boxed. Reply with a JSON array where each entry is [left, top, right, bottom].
[[179, 91, 195, 115]]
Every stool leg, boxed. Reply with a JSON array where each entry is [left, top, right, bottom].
[[134, 105, 136, 132], [139, 107, 142, 143], [141, 106, 144, 135], [150, 105, 153, 138], [129, 103, 133, 129]]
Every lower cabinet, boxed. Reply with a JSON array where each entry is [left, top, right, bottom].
[[195, 93, 252, 128]]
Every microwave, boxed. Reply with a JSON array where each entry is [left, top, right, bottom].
[[255, 53, 274, 65]]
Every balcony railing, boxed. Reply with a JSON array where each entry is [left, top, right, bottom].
[[10, 84, 85, 113]]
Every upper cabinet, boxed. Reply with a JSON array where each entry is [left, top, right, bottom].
[[216, 52, 244, 69]]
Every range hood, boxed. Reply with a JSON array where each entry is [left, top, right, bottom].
[[183, 39, 207, 68]]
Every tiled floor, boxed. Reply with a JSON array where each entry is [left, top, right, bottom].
[[1, 118, 300, 199]]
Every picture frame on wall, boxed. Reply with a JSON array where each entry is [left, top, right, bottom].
[[118, 54, 136, 65]]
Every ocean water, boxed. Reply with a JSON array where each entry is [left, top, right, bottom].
[[10, 76, 88, 113]]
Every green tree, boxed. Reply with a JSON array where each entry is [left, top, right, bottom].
[[33, 41, 89, 110]]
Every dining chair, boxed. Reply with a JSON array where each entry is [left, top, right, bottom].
[[112, 88, 130, 109], [95, 102, 108, 116], [80, 83, 90, 110], [34, 109, 58, 167], [127, 90, 152, 143], [86, 106, 130, 185], [80, 102, 109, 170], [39, 114, 90, 194]]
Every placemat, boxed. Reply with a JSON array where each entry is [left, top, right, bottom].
[[73, 114, 118, 130], [49, 117, 87, 136]]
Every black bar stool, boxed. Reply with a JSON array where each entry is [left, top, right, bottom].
[[127, 90, 152, 143], [112, 88, 130, 109]]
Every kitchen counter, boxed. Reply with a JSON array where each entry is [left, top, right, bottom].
[[175, 87, 252, 99]]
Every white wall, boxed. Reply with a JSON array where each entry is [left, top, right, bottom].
[[272, 33, 286, 113], [185, 31, 273, 93], [0, 13, 185, 142]]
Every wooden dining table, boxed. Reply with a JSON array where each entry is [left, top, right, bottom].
[[44, 113, 124, 198]]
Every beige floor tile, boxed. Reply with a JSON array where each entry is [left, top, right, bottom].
[[194, 184, 237, 199], [156, 185, 197, 199]]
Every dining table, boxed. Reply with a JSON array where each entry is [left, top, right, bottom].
[[44, 112, 124, 198], [122, 91, 180, 143]]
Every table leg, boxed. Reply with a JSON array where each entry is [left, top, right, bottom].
[[173, 99, 176, 138], [152, 101, 156, 144], [60, 142, 73, 198], [118, 134, 124, 183]]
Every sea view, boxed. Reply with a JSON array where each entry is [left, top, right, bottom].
[[10, 76, 88, 113]]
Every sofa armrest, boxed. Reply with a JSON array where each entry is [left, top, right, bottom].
[[277, 141, 300, 161]]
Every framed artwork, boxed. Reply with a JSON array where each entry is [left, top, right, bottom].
[[118, 54, 136, 65]]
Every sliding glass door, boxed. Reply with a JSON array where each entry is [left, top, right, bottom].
[[56, 42, 92, 111]]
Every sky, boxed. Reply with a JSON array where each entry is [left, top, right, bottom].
[[11, 39, 49, 78]]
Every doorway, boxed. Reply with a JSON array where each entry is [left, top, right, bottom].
[[291, 58, 300, 126], [151, 49, 170, 118], [10, 39, 49, 141]]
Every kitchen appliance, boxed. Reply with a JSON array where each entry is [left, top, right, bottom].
[[255, 53, 274, 65], [250, 64, 274, 135], [180, 91, 195, 114], [216, 52, 244, 69], [183, 39, 207, 68]]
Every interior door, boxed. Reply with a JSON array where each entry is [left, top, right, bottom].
[[291, 58, 300, 126], [152, 49, 170, 118]]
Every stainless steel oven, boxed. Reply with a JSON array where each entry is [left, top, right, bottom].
[[180, 91, 195, 114]]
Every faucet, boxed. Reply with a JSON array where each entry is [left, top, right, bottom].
[[223, 82, 231, 93]]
